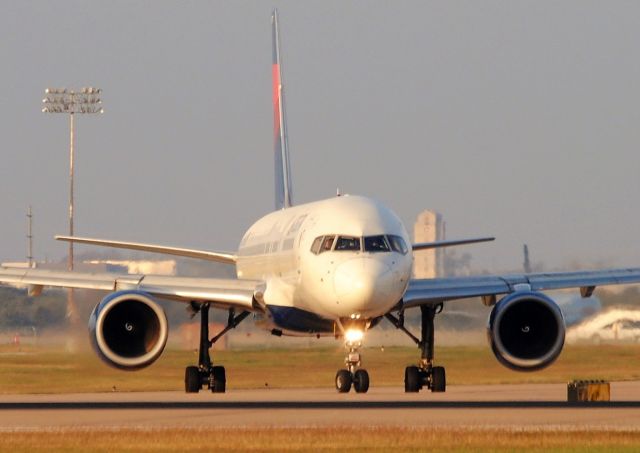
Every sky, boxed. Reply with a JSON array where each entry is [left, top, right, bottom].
[[1, 1, 639, 273]]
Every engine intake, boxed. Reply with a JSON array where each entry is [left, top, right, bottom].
[[488, 291, 565, 371], [89, 290, 168, 370]]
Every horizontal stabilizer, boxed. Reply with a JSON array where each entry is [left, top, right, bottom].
[[55, 235, 236, 265], [412, 237, 495, 251]]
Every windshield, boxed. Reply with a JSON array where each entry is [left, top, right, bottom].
[[387, 235, 409, 255], [364, 235, 390, 252], [335, 236, 361, 251], [320, 236, 335, 253], [311, 234, 406, 254]]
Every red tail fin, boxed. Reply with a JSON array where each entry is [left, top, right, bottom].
[[272, 9, 293, 210]]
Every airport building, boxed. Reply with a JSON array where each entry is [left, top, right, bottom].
[[82, 259, 177, 275]]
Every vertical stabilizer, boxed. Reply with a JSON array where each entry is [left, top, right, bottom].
[[272, 9, 293, 210]]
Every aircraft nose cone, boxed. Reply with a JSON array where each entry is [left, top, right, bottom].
[[333, 258, 393, 315]]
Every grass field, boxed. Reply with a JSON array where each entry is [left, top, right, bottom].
[[1, 343, 640, 393], [0, 427, 639, 452], [1, 344, 640, 452]]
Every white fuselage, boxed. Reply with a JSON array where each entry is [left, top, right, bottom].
[[235, 195, 413, 334]]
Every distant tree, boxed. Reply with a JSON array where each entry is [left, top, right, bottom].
[[0, 287, 66, 329]]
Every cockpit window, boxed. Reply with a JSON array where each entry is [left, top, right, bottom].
[[320, 235, 335, 253], [311, 235, 336, 254], [310, 236, 323, 254], [364, 235, 390, 252], [335, 236, 361, 251], [388, 235, 408, 255], [312, 234, 403, 254]]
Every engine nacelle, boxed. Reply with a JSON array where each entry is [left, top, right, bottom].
[[88, 290, 168, 370], [488, 291, 565, 371]]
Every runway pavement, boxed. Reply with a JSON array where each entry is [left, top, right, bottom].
[[2, 382, 640, 430]]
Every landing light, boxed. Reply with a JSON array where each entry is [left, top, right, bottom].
[[345, 329, 364, 343]]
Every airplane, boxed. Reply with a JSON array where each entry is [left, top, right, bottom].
[[2, 9, 640, 395]]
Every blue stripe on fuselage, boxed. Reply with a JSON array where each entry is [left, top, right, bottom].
[[267, 305, 334, 333]]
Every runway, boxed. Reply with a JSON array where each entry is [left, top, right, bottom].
[[2, 382, 640, 430]]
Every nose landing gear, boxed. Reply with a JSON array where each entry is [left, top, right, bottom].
[[335, 328, 370, 393]]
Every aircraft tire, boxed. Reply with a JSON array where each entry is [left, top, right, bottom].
[[431, 366, 446, 393], [185, 366, 201, 393], [211, 366, 226, 393], [404, 366, 420, 393], [353, 369, 370, 393], [335, 369, 352, 393]]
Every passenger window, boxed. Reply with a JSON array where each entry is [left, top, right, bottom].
[[364, 235, 390, 252], [335, 236, 361, 251], [320, 236, 335, 253], [388, 235, 408, 255]]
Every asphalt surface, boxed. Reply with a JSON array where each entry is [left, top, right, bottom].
[[1, 382, 640, 429]]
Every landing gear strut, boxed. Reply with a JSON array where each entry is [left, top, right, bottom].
[[386, 304, 446, 393], [184, 303, 249, 394]]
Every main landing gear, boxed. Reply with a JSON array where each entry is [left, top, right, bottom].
[[335, 327, 370, 394], [184, 303, 249, 394], [386, 304, 446, 393]]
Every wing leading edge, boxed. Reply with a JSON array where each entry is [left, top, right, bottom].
[[56, 236, 236, 265], [0, 266, 263, 311], [403, 267, 640, 309], [412, 237, 494, 251]]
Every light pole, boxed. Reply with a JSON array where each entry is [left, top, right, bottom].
[[42, 87, 103, 324], [27, 206, 33, 268]]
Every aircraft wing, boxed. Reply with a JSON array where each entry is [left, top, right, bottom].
[[402, 268, 640, 309], [55, 236, 236, 265], [412, 237, 494, 251], [0, 266, 264, 311]]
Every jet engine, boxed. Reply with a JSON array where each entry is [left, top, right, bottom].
[[487, 291, 565, 371], [88, 290, 168, 370]]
